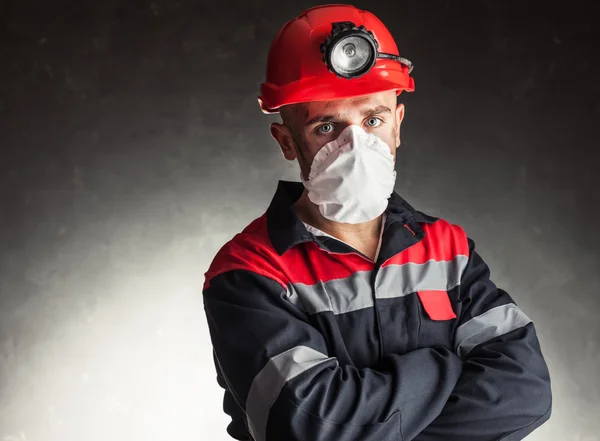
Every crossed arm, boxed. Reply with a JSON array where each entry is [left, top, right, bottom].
[[410, 238, 552, 440], [202, 239, 551, 441]]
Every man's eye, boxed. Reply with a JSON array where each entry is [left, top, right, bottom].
[[366, 117, 382, 127], [317, 123, 334, 134]]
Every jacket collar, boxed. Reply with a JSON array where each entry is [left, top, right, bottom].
[[266, 180, 435, 256]]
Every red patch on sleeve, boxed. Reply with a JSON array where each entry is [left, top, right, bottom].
[[417, 290, 457, 320]]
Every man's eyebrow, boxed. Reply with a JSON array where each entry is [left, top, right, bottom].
[[305, 114, 338, 126], [305, 105, 392, 126], [362, 105, 392, 117]]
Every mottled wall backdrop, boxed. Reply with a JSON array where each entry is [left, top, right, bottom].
[[1, 0, 599, 440]]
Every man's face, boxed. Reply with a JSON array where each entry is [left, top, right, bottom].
[[271, 90, 404, 180]]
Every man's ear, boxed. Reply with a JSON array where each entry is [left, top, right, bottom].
[[270, 122, 297, 161], [395, 103, 405, 147]]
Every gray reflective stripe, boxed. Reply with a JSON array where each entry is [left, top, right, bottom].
[[376, 255, 469, 299], [286, 255, 469, 315], [455, 303, 532, 359], [246, 346, 336, 441], [287, 271, 373, 314]]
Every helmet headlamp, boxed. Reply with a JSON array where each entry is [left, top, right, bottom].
[[320, 21, 413, 79]]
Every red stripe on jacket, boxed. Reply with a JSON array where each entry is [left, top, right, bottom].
[[382, 220, 469, 267], [204, 216, 470, 290]]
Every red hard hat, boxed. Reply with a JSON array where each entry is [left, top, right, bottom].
[[258, 4, 415, 114]]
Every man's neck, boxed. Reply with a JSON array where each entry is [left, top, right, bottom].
[[293, 189, 383, 243]]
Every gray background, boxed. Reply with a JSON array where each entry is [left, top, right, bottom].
[[1, 0, 599, 440]]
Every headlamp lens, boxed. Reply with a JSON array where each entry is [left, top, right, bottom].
[[330, 35, 374, 75], [343, 43, 356, 57]]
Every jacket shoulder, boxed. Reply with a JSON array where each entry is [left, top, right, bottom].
[[203, 214, 286, 291], [415, 210, 470, 255]]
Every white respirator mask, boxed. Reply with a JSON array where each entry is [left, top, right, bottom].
[[300, 125, 397, 224]]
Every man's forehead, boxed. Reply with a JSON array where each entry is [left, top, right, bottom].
[[291, 93, 394, 125], [324, 94, 387, 109], [299, 92, 395, 119]]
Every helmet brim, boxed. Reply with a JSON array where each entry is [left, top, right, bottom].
[[259, 64, 414, 114]]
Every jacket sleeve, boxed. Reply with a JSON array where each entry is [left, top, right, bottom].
[[203, 269, 464, 441], [412, 238, 552, 441]]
